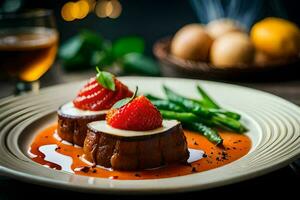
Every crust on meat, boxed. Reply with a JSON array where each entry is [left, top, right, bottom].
[[57, 108, 105, 146], [83, 123, 189, 170]]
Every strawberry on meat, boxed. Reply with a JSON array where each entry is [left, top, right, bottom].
[[73, 77, 133, 111], [106, 96, 163, 131], [104, 80, 126, 108], [77, 78, 100, 97]]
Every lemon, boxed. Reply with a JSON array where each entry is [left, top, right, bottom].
[[250, 17, 300, 58]]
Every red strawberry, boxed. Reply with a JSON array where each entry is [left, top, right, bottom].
[[77, 78, 100, 97], [106, 96, 163, 131], [73, 78, 133, 111]]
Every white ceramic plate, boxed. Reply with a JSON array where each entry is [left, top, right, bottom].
[[0, 77, 300, 194]]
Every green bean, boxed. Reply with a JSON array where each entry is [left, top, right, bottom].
[[196, 85, 220, 109], [163, 85, 241, 119], [160, 110, 199, 123], [151, 100, 185, 112], [160, 107, 246, 133], [187, 98, 241, 120], [144, 94, 162, 101], [184, 122, 223, 145], [196, 85, 241, 120], [148, 85, 247, 135], [160, 110, 223, 144], [212, 115, 248, 133], [163, 85, 245, 129], [208, 109, 241, 120], [163, 85, 211, 117], [159, 109, 223, 133]]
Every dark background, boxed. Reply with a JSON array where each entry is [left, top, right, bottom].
[[1, 0, 300, 55]]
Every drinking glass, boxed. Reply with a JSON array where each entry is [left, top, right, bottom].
[[0, 9, 59, 94]]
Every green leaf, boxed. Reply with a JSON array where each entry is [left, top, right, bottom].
[[59, 30, 102, 61], [90, 41, 114, 66], [80, 30, 103, 49], [91, 51, 115, 66], [112, 36, 145, 58], [59, 35, 83, 60], [62, 55, 87, 71], [122, 53, 160, 76], [96, 67, 115, 91], [112, 87, 138, 109], [59, 30, 104, 71], [196, 85, 220, 109]]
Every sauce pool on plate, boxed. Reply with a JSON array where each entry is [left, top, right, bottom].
[[28, 124, 251, 180]]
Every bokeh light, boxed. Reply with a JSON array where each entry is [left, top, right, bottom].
[[61, 2, 76, 21], [94, 0, 109, 18], [69, 2, 80, 20], [85, 0, 97, 12], [62, 0, 122, 21], [108, 0, 122, 18], [76, 0, 90, 19], [94, 0, 122, 18]]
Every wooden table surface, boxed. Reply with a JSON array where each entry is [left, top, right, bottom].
[[0, 64, 299, 198]]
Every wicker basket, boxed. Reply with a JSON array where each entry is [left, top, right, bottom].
[[153, 37, 300, 81]]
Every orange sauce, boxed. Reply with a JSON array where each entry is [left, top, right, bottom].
[[29, 124, 251, 180]]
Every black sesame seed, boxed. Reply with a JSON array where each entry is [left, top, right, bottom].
[[80, 166, 90, 173], [55, 147, 61, 151]]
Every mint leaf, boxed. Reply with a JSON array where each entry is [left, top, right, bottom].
[[122, 53, 160, 76], [59, 30, 104, 71], [80, 30, 103, 49], [112, 98, 131, 109], [59, 35, 83, 60], [112, 87, 138, 109], [96, 67, 115, 91], [91, 50, 114, 66], [112, 36, 145, 58]]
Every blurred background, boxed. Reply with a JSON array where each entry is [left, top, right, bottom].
[[0, 0, 300, 97], [1, 0, 298, 51]]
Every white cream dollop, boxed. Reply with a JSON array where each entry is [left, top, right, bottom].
[[60, 102, 108, 117], [88, 120, 180, 137]]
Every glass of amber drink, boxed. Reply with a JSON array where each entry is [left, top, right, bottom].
[[0, 10, 59, 94]]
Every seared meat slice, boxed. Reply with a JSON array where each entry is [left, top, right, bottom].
[[83, 122, 189, 170], [57, 107, 105, 146]]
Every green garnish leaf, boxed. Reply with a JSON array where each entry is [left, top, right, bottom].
[[112, 36, 145, 58], [122, 53, 160, 76], [96, 66, 115, 91], [59, 35, 83, 60], [112, 86, 138, 109]]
